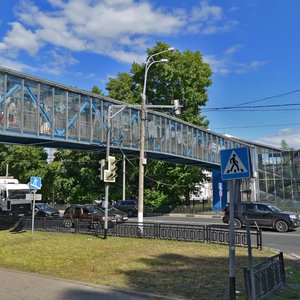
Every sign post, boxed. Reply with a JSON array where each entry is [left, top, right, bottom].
[[220, 147, 251, 300], [218, 182, 223, 211], [29, 176, 42, 236]]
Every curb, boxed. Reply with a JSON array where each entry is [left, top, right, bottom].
[[163, 213, 223, 219]]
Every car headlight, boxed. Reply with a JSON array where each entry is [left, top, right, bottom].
[[289, 214, 297, 220]]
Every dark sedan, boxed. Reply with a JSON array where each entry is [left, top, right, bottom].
[[35, 203, 60, 218], [97, 206, 128, 223]]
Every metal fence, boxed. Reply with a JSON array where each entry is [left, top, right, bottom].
[[243, 252, 285, 299], [16, 218, 262, 249], [169, 205, 212, 214], [207, 225, 262, 250]]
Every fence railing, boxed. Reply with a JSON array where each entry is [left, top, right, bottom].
[[243, 252, 285, 299], [169, 205, 212, 214], [16, 218, 262, 249], [207, 225, 262, 250]]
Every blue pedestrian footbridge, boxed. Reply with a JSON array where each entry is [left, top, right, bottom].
[[0, 66, 252, 168], [1, 66, 295, 209]]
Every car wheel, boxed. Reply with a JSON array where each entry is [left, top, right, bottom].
[[63, 219, 74, 228], [233, 218, 242, 229], [275, 220, 289, 232], [127, 210, 134, 217]]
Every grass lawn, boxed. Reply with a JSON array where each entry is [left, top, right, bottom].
[[0, 230, 299, 299]]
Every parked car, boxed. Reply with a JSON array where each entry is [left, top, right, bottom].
[[97, 206, 128, 223], [113, 199, 138, 217], [35, 203, 60, 218], [222, 202, 300, 232], [63, 204, 113, 229]]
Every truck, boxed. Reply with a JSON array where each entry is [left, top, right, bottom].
[[0, 177, 32, 217]]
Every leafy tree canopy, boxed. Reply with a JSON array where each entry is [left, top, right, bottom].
[[106, 41, 213, 208], [106, 41, 212, 127]]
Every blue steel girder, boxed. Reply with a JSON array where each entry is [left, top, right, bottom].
[[1, 83, 103, 137], [0, 66, 279, 169]]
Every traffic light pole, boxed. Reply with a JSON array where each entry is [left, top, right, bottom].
[[103, 107, 111, 239], [102, 103, 180, 238], [103, 105, 127, 239]]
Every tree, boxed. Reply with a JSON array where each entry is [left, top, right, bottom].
[[0, 144, 57, 201], [106, 41, 212, 208], [280, 139, 294, 151], [91, 85, 104, 95], [107, 41, 212, 126]]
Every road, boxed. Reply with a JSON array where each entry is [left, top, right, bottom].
[[137, 214, 300, 258]]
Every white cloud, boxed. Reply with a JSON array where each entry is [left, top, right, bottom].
[[203, 54, 230, 75], [191, 0, 223, 22], [0, 0, 240, 68], [0, 55, 35, 72], [11, 0, 184, 64], [187, 0, 238, 34], [256, 128, 300, 149], [0, 22, 42, 56], [39, 49, 79, 75], [204, 45, 267, 75], [224, 44, 243, 55]]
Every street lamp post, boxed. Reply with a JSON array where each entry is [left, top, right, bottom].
[[138, 47, 174, 229]]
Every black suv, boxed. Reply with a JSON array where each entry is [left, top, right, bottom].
[[63, 204, 110, 229], [113, 199, 138, 217], [222, 202, 299, 232]]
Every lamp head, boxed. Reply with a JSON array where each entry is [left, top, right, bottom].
[[159, 58, 169, 63], [168, 47, 175, 52]]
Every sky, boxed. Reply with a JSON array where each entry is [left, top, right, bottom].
[[1, 0, 300, 149]]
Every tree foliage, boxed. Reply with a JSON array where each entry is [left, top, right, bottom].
[[0, 42, 213, 209], [280, 139, 294, 151], [106, 41, 213, 208], [0, 144, 47, 182]]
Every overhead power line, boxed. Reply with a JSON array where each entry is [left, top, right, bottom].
[[203, 103, 300, 112], [211, 122, 300, 130], [203, 88, 300, 112]]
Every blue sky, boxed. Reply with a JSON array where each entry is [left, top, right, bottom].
[[1, 0, 300, 148]]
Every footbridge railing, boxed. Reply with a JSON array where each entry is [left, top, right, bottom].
[[0, 66, 249, 167]]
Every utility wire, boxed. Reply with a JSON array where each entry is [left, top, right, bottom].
[[203, 103, 300, 112], [211, 122, 300, 130], [203, 88, 300, 112]]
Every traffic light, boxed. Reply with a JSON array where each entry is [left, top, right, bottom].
[[104, 156, 117, 183], [99, 159, 106, 181], [173, 99, 181, 116]]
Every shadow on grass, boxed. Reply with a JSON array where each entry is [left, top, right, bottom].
[[122, 252, 299, 300], [0, 215, 19, 231]]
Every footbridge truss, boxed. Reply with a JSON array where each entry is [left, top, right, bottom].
[[0, 66, 250, 169]]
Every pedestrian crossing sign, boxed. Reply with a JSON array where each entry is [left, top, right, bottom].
[[220, 147, 251, 180], [30, 176, 42, 190]]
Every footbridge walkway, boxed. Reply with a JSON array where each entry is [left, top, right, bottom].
[[0, 66, 251, 168], [1, 66, 291, 208]]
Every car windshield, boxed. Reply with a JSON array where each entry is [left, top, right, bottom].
[[108, 207, 119, 213], [8, 189, 30, 199], [86, 206, 100, 214], [266, 204, 282, 213], [36, 203, 49, 209]]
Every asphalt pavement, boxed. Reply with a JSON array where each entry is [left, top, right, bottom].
[[0, 268, 183, 300]]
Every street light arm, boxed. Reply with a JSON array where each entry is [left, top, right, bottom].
[[142, 59, 169, 105], [146, 47, 174, 64]]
